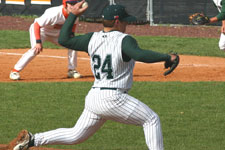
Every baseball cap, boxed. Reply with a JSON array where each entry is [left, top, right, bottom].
[[102, 4, 137, 23], [63, 0, 79, 7], [65, 0, 79, 3]]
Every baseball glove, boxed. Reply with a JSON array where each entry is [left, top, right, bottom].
[[164, 54, 180, 76], [189, 13, 210, 25]]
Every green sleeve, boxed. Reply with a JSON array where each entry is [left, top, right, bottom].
[[216, 0, 225, 21], [58, 13, 93, 52], [122, 36, 171, 63]]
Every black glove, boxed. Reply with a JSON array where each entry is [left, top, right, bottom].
[[164, 54, 180, 76]]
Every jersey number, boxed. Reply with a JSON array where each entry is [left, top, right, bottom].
[[92, 54, 113, 80]]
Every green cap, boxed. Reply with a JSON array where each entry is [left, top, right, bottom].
[[102, 4, 137, 23]]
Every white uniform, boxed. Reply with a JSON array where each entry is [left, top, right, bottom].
[[33, 31, 164, 150], [14, 5, 78, 72], [213, 0, 225, 50]]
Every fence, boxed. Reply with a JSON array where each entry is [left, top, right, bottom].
[[0, 0, 221, 25]]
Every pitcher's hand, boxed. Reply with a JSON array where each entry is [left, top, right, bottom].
[[67, 0, 88, 16]]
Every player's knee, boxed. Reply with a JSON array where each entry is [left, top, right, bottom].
[[145, 113, 161, 126], [65, 132, 88, 145], [28, 49, 38, 57]]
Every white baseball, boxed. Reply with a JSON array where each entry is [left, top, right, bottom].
[[82, 2, 88, 8]]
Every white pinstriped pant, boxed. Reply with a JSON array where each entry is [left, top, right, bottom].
[[34, 88, 163, 150], [14, 23, 77, 71]]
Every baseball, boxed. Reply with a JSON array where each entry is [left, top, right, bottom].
[[82, 2, 88, 8]]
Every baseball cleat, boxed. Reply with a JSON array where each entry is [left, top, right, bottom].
[[13, 130, 34, 150], [10, 71, 20, 80], [68, 70, 82, 78]]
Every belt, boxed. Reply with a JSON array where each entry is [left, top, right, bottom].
[[92, 87, 127, 93], [92, 87, 117, 90]]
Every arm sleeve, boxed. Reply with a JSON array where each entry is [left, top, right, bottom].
[[216, 0, 225, 21], [58, 13, 93, 52], [122, 36, 171, 63], [34, 22, 41, 40], [72, 24, 76, 33], [72, 18, 79, 33]]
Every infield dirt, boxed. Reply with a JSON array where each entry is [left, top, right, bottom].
[[1, 49, 225, 82]]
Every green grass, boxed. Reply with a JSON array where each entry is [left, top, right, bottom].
[[11, 14, 38, 19], [136, 36, 225, 57], [1, 30, 225, 57], [0, 14, 38, 19], [0, 82, 225, 150], [0, 30, 61, 49]]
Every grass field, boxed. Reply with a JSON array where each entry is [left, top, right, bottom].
[[0, 82, 225, 150], [0, 30, 225, 150], [1, 30, 225, 58]]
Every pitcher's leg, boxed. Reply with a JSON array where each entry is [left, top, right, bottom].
[[109, 94, 164, 150], [143, 114, 163, 150], [34, 109, 106, 146], [128, 100, 163, 150]]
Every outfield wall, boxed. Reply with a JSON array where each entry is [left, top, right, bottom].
[[0, 0, 221, 25]]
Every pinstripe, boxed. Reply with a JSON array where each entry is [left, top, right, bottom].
[[85, 89, 163, 149], [88, 31, 134, 89], [34, 30, 163, 150], [35, 109, 106, 146]]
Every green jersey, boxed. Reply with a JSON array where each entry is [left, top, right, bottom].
[[58, 13, 171, 63]]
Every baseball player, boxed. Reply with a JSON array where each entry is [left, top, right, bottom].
[[212, 0, 225, 51], [13, 2, 179, 150], [9, 0, 81, 80]]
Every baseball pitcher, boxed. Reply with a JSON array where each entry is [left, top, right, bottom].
[[12, 2, 179, 150], [9, 0, 82, 80]]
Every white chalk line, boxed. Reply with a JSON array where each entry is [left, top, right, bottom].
[[0, 51, 222, 68], [0, 52, 89, 61]]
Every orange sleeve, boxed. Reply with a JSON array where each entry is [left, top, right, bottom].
[[72, 24, 76, 33], [34, 22, 41, 40]]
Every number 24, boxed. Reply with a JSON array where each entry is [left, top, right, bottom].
[[92, 54, 113, 79]]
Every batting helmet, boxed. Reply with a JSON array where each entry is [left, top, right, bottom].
[[63, 0, 80, 7]]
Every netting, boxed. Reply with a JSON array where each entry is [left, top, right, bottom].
[[0, 0, 221, 25]]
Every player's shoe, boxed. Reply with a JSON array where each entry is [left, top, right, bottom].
[[13, 130, 34, 150], [10, 71, 20, 80], [68, 70, 81, 78]]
